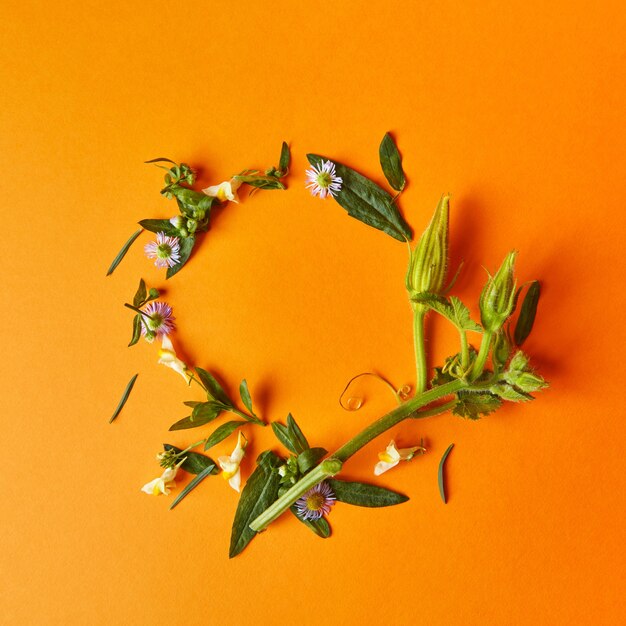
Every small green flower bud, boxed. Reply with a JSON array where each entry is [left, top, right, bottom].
[[406, 195, 450, 300], [186, 219, 198, 233], [492, 331, 512, 370], [169, 215, 184, 230], [479, 251, 518, 333]]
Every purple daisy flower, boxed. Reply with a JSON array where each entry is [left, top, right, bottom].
[[305, 160, 343, 199], [144, 232, 181, 268], [294, 481, 336, 521], [141, 301, 175, 341]]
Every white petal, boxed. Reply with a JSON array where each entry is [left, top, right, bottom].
[[141, 477, 160, 494], [374, 459, 399, 476], [228, 468, 241, 492]]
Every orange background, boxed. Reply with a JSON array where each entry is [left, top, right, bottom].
[[1, 1, 625, 624]]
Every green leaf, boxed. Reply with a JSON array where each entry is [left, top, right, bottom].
[[306, 154, 412, 242], [106, 229, 142, 276], [514, 281, 540, 346], [429, 296, 482, 332], [195, 367, 232, 406], [290, 506, 331, 538], [489, 383, 533, 403], [453, 391, 502, 419], [239, 379, 254, 415], [271, 421, 297, 454], [279, 141, 290, 173], [166, 235, 195, 279], [287, 413, 309, 453], [438, 443, 454, 503], [133, 278, 147, 307], [379, 132, 406, 192], [109, 373, 138, 423], [296, 447, 327, 474], [128, 314, 142, 347], [169, 464, 215, 510], [138, 219, 180, 237], [145, 157, 176, 164], [168, 402, 224, 431], [204, 420, 247, 450], [163, 444, 219, 475], [229, 451, 282, 558], [327, 479, 409, 507]]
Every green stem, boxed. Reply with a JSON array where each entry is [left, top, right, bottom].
[[230, 407, 265, 426], [413, 304, 428, 393], [470, 331, 493, 381], [124, 302, 152, 320], [249, 458, 343, 532], [460, 330, 469, 371], [409, 399, 457, 420]]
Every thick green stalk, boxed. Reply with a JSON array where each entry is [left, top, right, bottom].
[[413, 304, 428, 393], [470, 331, 493, 381], [460, 330, 470, 371]]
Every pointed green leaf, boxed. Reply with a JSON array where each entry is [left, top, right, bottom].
[[145, 157, 177, 164], [109, 373, 138, 423], [271, 422, 297, 454], [195, 368, 232, 406], [453, 391, 502, 419], [327, 479, 409, 507], [138, 219, 180, 237], [128, 314, 142, 347], [296, 447, 327, 475], [278, 141, 290, 173], [307, 154, 412, 242], [204, 420, 247, 450], [229, 451, 282, 558], [514, 281, 540, 346], [239, 379, 254, 415], [106, 229, 142, 276], [290, 506, 331, 538], [162, 444, 219, 475], [133, 278, 147, 307], [166, 235, 195, 279], [438, 443, 454, 503], [169, 464, 215, 509], [287, 413, 309, 453], [168, 402, 224, 430], [379, 132, 406, 192]]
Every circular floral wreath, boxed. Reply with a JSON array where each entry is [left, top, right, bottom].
[[107, 134, 547, 558]]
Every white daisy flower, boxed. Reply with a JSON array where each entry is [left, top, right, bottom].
[[305, 160, 343, 199], [144, 232, 181, 268]]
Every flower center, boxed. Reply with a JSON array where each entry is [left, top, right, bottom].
[[149, 313, 164, 330], [156, 243, 172, 259], [305, 493, 325, 511], [316, 172, 332, 189]]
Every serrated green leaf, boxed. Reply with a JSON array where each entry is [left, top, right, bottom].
[[453, 391, 503, 419], [128, 314, 142, 347], [271, 422, 297, 454], [109, 373, 138, 423], [514, 281, 540, 346], [163, 444, 219, 475], [306, 154, 412, 242], [327, 479, 409, 507], [379, 132, 406, 192], [169, 464, 215, 510], [204, 420, 247, 450], [429, 296, 482, 332], [239, 379, 254, 415], [290, 506, 331, 538], [195, 368, 232, 406], [278, 141, 290, 173], [138, 219, 180, 237], [287, 413, 309, 454], [229, 451, 282, 558], [106, 229, 142, 276], [166, 235, 195, 279], [133, 278, 147, 307], [296, 447, 327, 474], [438, 443, 454, 503]]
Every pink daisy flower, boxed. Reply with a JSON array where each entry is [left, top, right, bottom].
[[141, 301, 175, 341], [305, 160, 343, 199], [144, 232, 181, 268], [294, 481, 336, 520]]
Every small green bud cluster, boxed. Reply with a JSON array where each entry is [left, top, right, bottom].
[[156, 448, 183, 470], [503, 351, 548, 393], [406, 195, 450, 301], [479, 251, 518, 333], [278, 456, 301, 495]]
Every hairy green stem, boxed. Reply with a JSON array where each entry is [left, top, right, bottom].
[[470, 331, 494, 381], [413, 304, 428, 393], [460, 330, 470, 370]]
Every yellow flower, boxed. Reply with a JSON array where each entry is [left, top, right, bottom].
[[141, 459, 184, 496], [218, 432, 247, 492], [157, 335, 190, 384], [374, 440, 423, 476], [202, 178, 242, 203]]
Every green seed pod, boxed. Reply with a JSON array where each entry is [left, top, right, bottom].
[[406, 194, 450, 299], [479, 251, 518, 333]]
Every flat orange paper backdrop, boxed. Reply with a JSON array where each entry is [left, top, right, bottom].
[[1, 1, 625, 624]]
